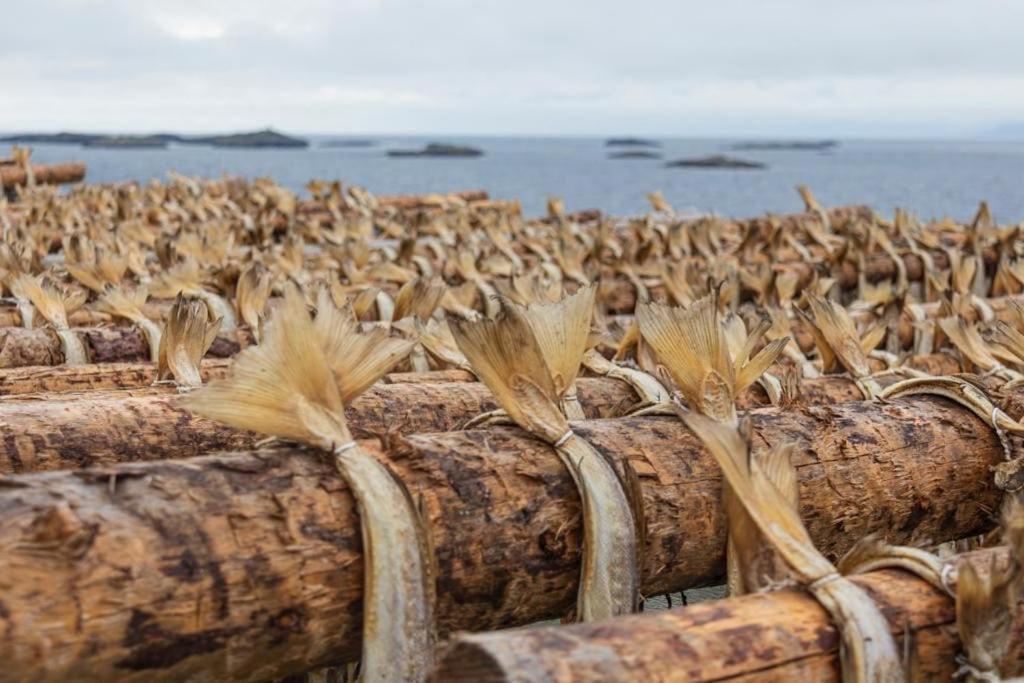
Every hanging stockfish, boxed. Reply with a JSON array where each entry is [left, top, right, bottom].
[[149, 257, 238, 330], [939, 316, 1024, 384], [4, 271, 34, 328], [636, 292, 789, 595], [953, 497, 1024, 682], [391, 276, 448, 372], [635, 290, 788, 424], [12, 273, 88, 364], [234, 262, 273, 341], [450, 286, 640, 621], [681, 413, 903, 682], [96, 284, 163, 362], [454, 250, 500, 318], [799, 292, 886, 398], [187, 286, 432, 682], [157, 293, 222, 390], [580, 349, 670, 412]]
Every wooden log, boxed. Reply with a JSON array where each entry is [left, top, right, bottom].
[[376, 189, 489, 210], [0, 363, 476, 396], [0, 395, 1002, 681], [0, 162, 85, 188], [435, 548, 1018, 682], [0, 359, 233, 395], [0, 327, 247, 368], [0, 354, 970, 472], [0, 377, 639, 472]]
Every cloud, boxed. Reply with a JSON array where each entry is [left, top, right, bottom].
[[2, 0, 1022, 135]]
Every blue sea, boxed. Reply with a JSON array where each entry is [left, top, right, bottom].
[[20, 136, 1024, 222]]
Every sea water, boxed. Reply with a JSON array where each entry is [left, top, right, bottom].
[[21, 136, 1024, 222]]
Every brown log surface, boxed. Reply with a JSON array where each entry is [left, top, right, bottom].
[[0, 378, 637, 472], [0, 359, 233, 395], [436, 549, 1021, 682], [0, 162, 85, 187], [0, 395, 1003, 681], [0, 362, 975, 473], [0, 327, 246, 368], [0, 363, 478, 397]]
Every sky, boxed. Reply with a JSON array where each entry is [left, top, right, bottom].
[[3, 0, 1024, 138]]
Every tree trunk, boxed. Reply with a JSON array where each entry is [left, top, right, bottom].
[[0, 378, 639, 472], [0, 395, 1003, 681], [0, 359, 233, 395], [0, 327, 247, 368], [0, 355, 970, 472], [375, 189, 489, 210], [435, 547, 1018, 682], [0, 363, 476, 396], [0, 162, 86, 187]]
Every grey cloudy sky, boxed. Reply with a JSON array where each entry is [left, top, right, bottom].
[[3, 0, 1023, 137]]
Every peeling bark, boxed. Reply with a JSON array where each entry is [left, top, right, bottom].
[[0, 395, 1004, 681], [0, 361, 977, 473], [0, 359, 233, 395], [436, 548, 1021, 682], [0, 162, 85, 187]]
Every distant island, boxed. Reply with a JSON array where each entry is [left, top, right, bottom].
[[608, 150, 662, 160], [666, 154, 766, 170], [321, 139, 376, 148], [730, 140, 838, 151], [0, 128, 309, 149], [606, 138, 660, 147], [83, 135, 169, 149], [387, 143, 483, 158], [183, 130, 308, 148]]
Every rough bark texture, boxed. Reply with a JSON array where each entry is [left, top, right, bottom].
[[0, 162, 85, 187], [0, 359, 233, 395], [435, 549, 1022, 682], [0, 396, 1003, 681], [0, 364, 477, 397], [375, 189, 489, 210], [382, 369, 476, 384], [0, 359, 977, 473], [0, 378, 638, 472], [0, 327, 247, 368]]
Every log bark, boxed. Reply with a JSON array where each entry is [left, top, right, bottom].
[[0, 395, 1003, 681], [0, 355, 969, 472], [435, 548, 1021, 682], [0, 359, 233, 395], [0, 162, 85, 188], [0, 378, 639, 472], [0, 327, 247, 368], [375, 189, 489, 210], [0, 363, 474, 396]]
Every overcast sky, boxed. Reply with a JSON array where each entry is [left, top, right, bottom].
[[3, 0, 1023, 137]]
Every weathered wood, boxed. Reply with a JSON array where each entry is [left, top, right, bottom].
[[0, 396, 1003, 681], [375, 189, 489, 210], [0, 359, 232, 395], [0, 378, 638, 472], [0, 326, 247, 368], [0, 356, 969, 472], [0, 363, 475, 396], [435, 548, 1019, 682], [0, 162, 85, 188]]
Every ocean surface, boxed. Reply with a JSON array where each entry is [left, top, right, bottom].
[[20, 136, 1024, 222]]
